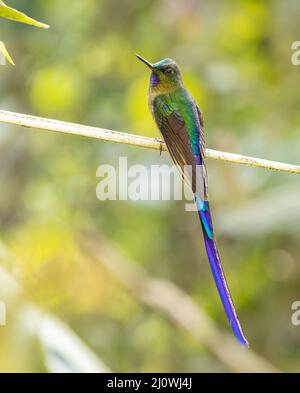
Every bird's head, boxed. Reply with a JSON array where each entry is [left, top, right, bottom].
[[136, 55, 183, 91]]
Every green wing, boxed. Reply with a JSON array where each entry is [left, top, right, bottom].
[[152, 91, 208, 201]]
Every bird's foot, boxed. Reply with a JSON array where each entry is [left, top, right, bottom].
[[155, 138, 164, 156]]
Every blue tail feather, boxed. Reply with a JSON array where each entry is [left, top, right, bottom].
[[195, 196, 249, 347]]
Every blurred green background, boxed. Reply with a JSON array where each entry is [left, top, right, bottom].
[[0, 0, 300, 372]]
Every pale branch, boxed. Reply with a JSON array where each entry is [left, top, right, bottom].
[[0, 109, 299, 174]]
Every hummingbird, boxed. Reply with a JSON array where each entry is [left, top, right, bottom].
[[136, 54, 248, 347]]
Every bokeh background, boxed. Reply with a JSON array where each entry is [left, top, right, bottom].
[[0, 0, 300, 372]]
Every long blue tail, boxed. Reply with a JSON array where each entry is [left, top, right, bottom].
[[196, 196, 248, 347]]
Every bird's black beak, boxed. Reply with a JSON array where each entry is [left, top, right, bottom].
[[136, 54, 153, 70]]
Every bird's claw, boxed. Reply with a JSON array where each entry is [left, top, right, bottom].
[[155, 138, 164, 156]]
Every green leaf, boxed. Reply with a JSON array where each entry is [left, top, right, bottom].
[[0, 1, 50, 29], [0, 40, 15, 65]]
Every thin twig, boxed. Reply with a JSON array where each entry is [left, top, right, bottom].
[[0, 109, 299, 174]]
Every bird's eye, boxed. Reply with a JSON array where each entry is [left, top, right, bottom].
[[165, 67, 173, 74]]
